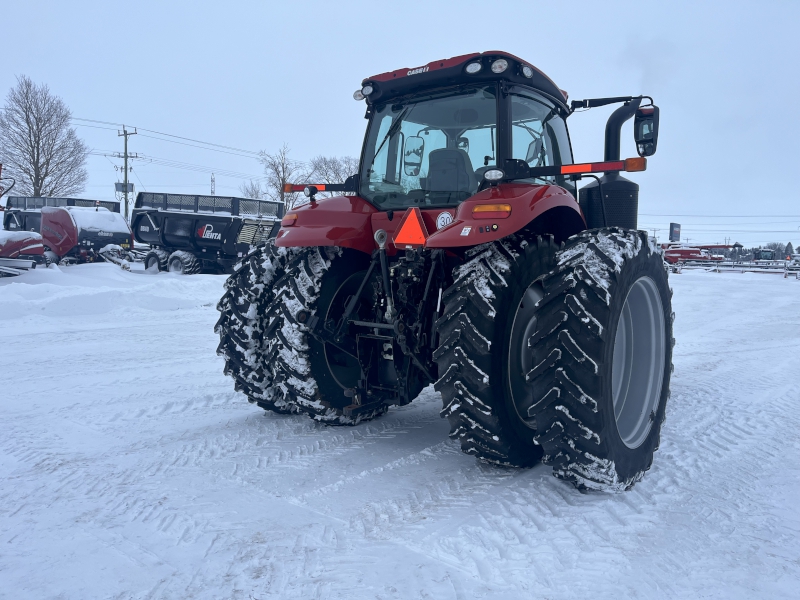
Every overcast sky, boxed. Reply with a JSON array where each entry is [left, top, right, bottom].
[[3, 0, 798, 246]]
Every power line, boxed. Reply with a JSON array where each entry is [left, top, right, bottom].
[[130, 165, 147, 193], [70, 117, 123, 127], [139, 157, 263, 180], [73, 123, 119, 132], [136, 127, 261, 156], [136, 132, 260, 159], [71, 117, 261, 156], [89, 150, 264, 180]]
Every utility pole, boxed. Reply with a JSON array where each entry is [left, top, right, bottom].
[[211, 173, 215, 196], [118, 125, 137, 220]]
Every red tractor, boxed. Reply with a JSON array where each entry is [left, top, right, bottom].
[[216, 52, 672, 492]]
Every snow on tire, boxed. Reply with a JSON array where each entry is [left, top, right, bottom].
[[434, 234, 558, 466], [528, 228, 674, 491], [216, 240, 387, 424], [167, 250, 200, 275], [144, 248, 170, 271], [216, 241, 293, 413]]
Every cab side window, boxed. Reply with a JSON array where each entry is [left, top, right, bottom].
[[510, 93, 574, 194]]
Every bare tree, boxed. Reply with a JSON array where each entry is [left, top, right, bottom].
[[259, 143, 309, 211], [0, 76, 88, 197], [308, 155, 359, 184], [765, 242, 787, 253], [239, 179, 265, 199], [307, 155, 359, 197]]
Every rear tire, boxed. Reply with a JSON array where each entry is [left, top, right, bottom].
[[144, 248, 169, 271], [215, 240, 387, 424], [433, 234, 558, 466], [167, 250, 200, 275], [528, 228, 674, 491]]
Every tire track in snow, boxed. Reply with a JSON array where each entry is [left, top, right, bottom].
[[3, 268, 800, 599]]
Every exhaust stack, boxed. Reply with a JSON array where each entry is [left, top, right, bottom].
[[580, 97, 643, 230]]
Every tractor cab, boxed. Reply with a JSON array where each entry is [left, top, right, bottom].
[[280, 51, 659, 252], [358, 71, 575, 209]]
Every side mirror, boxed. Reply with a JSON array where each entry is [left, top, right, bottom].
[[457, 137, 469, 154], [525, 138, 543, 165], [403, 136, 425, 176], [634, 105, 660, 157]]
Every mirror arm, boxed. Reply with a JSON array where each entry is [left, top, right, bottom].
[[571, 96, 634, 110]]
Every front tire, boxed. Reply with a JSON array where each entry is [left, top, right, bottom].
[[529, 228, 674, 491]]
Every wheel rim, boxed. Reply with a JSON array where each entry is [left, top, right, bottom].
[[147, 256, 158, 270], [168, 257, 183, 273], [611, 276, 666, 449], [323, 271, 369, 391], [508, 281, 544, 428]]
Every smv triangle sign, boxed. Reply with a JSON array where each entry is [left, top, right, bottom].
[[392, 207, 429, 248]]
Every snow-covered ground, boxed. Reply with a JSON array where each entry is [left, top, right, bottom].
[[1, 263, 799, 599]]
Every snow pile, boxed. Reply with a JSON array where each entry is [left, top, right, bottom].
[[1, 266, 799, 598], [0, 229, 42, 244], [65, 206, 131, 234]]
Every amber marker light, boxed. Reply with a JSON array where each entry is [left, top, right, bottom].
[[473, 203, 512, 219], [624, 157, 647, 172], [281, 213, 298, 226], [556, 158, 646, 176]]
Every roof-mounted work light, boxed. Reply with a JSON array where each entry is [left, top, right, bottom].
[[491, 59, 508, 73], [465, 62, 482, 74]]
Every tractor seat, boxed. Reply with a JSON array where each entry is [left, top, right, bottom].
[[425, 149, 477, 193]]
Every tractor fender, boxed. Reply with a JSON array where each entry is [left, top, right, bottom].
[[275, 195, 378, 255], [425, 183, 586, 249]]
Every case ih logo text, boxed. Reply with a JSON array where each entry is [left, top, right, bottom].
[[198, 224, 221, 240], [407, 66, 429, 76]]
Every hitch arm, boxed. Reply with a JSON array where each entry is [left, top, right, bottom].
[[302, 311, 360, 360], [335, 256, 378, 338]]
